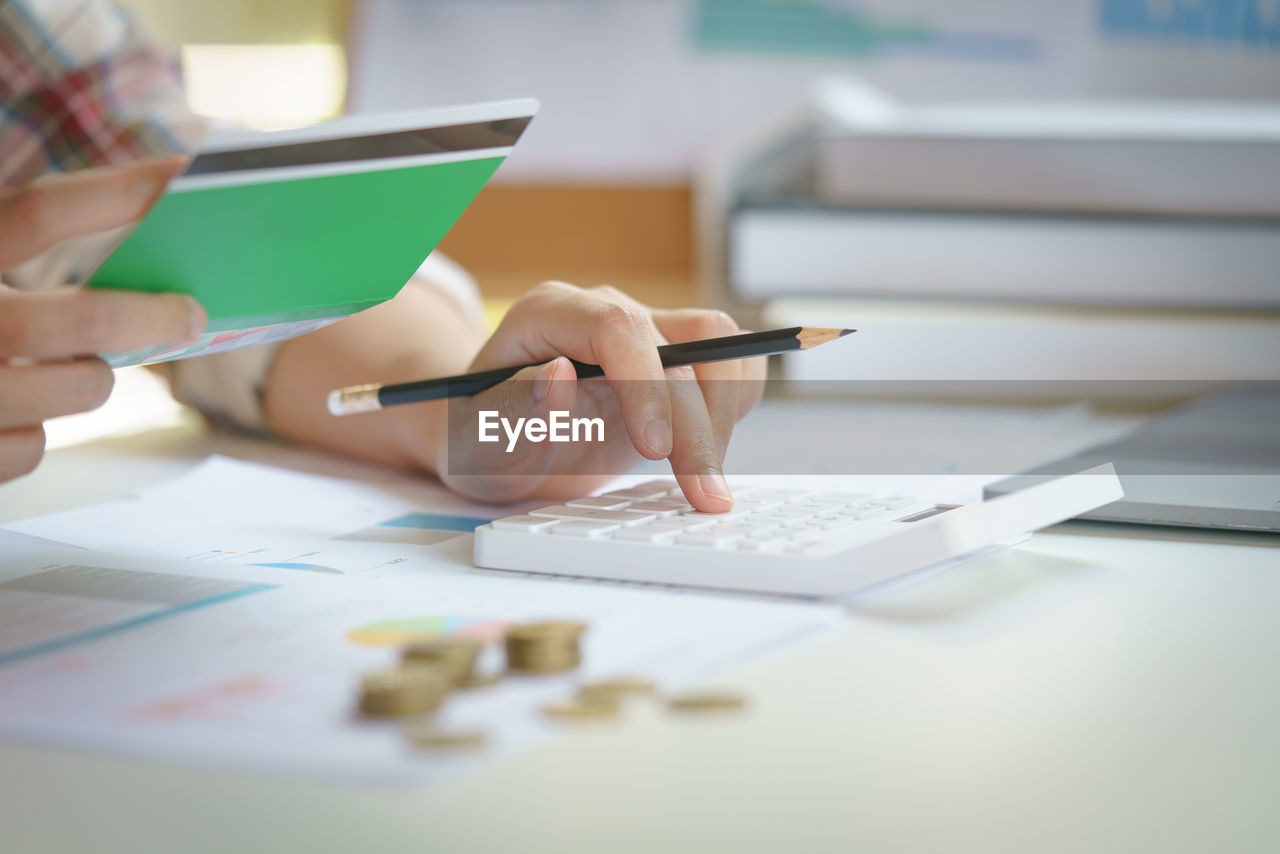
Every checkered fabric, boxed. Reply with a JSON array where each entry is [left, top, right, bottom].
[[0, 0, 201, 189]]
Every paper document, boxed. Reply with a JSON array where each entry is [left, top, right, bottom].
[[0, 528, 836, 784]]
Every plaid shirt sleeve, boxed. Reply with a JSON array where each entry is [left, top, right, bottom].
[[0, 0, 206, 189]]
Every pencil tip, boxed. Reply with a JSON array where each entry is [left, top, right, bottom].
[[839, 329, 855, 337]]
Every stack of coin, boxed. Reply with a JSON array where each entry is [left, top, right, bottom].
[[357, 666, 451, 718], [504, 621, 586, 673], [401, 638, 485, 687]]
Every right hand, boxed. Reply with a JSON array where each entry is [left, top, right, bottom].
[[0, 157, 206, 483]]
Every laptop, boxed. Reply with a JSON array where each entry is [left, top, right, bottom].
[[985, 385, 1280, 532]]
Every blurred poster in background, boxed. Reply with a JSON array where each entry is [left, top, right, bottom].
[[349, 0, 1280, 180]]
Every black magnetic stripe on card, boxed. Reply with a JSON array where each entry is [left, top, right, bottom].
[[185, 117, 532, 176]]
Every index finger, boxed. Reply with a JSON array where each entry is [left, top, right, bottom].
[[0, 156, 188, 270]]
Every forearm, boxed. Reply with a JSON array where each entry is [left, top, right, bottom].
[[263, 282, 484, 472]]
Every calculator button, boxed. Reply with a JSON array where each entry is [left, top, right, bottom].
[[850, 505, 887, 520], [791, 504, 841, 519], [633, 480, 678, 496], [529, 506, 656, 526], [566, 496, 633, 510], [732, 497, 783, 512], [549, 521, 619, 538], [760, 509, 814, 521], [873, 496, 915, 510], [684, 508, 752, 521], [711, 522, 772, 537], [624, 499, 688, 517], [807, 492, 872, 504], [601, 481, 675, 500], [749, 489, 811, 502], [491, 515, 561, 532], [675, 530, 745, 549], [648, 517, 716, 531], [611, 527, 678, 544]]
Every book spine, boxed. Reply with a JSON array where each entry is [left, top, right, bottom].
[[815, 136, 1280, 218], [731, 209, 1280, 308]]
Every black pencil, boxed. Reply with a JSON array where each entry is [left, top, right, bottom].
[[326, 326, 855, 416]]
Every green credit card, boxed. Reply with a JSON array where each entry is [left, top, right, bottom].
[[88, 99, 538, 367]]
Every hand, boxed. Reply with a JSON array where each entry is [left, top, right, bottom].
[[433, 281, 766, 511], [0, 157, 205, 483]]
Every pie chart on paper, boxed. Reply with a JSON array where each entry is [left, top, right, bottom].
[[345, 615, 511, 647]]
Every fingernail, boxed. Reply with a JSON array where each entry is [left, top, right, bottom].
[[533, 359, 558, 402], [643, 419, 671, 456], [698, 468, 731, 501], [184, 295, 207, 341]]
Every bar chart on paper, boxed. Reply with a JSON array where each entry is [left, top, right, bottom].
[[0, 564, 272, 667]]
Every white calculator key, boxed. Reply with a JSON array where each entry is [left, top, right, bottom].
[[732, 497, 783, 512], [820, 517, 857, 532], [760, 508, 814, 521], [611, 527, 678, 544], [873, 496, 916, 510], [632, 479, 678, 495], [743, 524, 782, 538], [791, 504, 841, 519], [529, 506, 656, 526], [684, 508, 752, 521], [850, 505, 887, 520], [806, 492, 873, 504], [648, 517, 716, 531], [549, 520, 619, 538], [490, 515, 561, 532], [749, 489, 811, 502], [625, 499, 688, 517], [675, 530, 745, 549], [602, 481, 675, 500], [711, 522, 770, 537], [566, 496, 633, 510]]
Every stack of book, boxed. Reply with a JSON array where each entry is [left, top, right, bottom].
[[721, 84, 1280, 391], [734, 96, 1280, 307]]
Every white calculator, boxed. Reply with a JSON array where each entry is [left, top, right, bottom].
[[473, 465, 1123, 597]]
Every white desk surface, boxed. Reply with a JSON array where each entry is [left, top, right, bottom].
[[1, 402, 1278, 854]]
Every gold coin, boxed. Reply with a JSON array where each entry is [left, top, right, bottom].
[[505, 621, 587, 643], [404, 726, 487, 750], [358, 666, 450, 718], [577, 676, 657, 703], [540, 699, 620, 721], [666, 689, 748, 714], [506, 650, 581, 673], [402, 638, 484, 685]]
